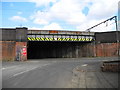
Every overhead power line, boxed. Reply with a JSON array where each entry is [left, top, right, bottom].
[[86, 16, 117, 32]]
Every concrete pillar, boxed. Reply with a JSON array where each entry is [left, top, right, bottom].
[[53, 48, 56, 58], [67, 46, 72, 58], [58, 47, 62, 58], [69, 46, 73, 58], [56, 47, 58, 58], [62, 47, 65, 58], [75, 46, 79, 58], [66, 45, 69, 58], [72, 45, 76, 58], [78, 45, 81, 58]]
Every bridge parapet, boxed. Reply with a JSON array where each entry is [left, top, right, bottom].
[[27, 30, 95, 42], [28, 30, 95, 35]]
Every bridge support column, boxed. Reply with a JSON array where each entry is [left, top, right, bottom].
[[15, 27, 27, 61], [75, 46, 79, 58]]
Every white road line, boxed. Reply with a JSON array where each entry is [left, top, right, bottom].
[[81, 64, 88, 67], [2, 63, 49, 71], [2, 68, 6, 70], [13, 67, 38, 77], [13, 63, 50, 77], [2, 65, 21, 70]]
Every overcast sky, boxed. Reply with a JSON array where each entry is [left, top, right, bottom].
[[1, 0, 119, 32]]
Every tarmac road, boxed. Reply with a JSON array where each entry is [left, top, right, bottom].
[[2, 57, 119, 88]]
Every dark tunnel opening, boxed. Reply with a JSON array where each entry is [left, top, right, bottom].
[[27, 41, 90, 59]]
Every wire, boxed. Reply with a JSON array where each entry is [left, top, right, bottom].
[[86, 16, 117, 32]]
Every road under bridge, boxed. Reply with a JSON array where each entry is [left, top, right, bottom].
[[28, 41, 91, 59], [27, 30, 94, 59]]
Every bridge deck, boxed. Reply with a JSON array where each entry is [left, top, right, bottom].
[[27, 30, 95, 42]]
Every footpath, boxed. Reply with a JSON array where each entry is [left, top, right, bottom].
[[71, 62, 119, 88]]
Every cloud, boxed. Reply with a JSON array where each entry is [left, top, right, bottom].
[[17, 12, 22, 15], [87, 0, 118, 20], [75, 0, 119, 32], [31, 11, 50, 25], [33, 18, 49, 25], [29, 0, 57, 7], [49, 0, 87, 25], [76, 19, 116, 32], [29, 27, 42, 30], [29, 22, 63, 30], [30, 0, 119, 31], [10, 16, 27, 22], [2, 0, 30, 2], [42, 22, 63, 30], [30, 0, 88, 26]]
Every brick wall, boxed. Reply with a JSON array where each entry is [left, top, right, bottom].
[[86, 43, 120, 57], [95, 43, 120, 57], [2, 41, 16, 61]]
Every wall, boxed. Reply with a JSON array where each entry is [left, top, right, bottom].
[[27, 41, 94, 59], [16, 42, 27, 61], [1, 27, 120, 60], [1, 27, 28, 61], [1, 41, 27, 61], [95, 31, 120, 57], [94, 43, 120, 57], [2, 41, 16, 61], [84, 42, 120, 57], [2, 29, 16, 41], [28, 41, 119, 59], [95, 31, 120, 43]]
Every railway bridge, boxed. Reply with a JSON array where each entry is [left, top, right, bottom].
[[1, 27, 120, 61], [27, 30, 94, 59]]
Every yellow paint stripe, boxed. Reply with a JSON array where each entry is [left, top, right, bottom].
[[36, 37, 40, 41], [66, 38, 70, 41], [58, 38, 62, 41], [28, 37, 31, 41], [40, 37, 44, 41], [44, 37, 49, 41], [27, 36, 94, 42], [31, 37, 35, 41], [49, 38, 54, 41]]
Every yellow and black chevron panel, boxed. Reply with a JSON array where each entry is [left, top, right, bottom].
[[27, 37, 93, 42]]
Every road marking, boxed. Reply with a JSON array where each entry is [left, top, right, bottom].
[[13, 63, 50, 77], [2, 68, 6, 70], [13, 67, 38, 77], [2, 63, 49, 71], [2, 65, 21, 70], [81, 64, 88, 67]]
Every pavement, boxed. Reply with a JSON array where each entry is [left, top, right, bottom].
[[2, 57, 119, 88], [71, 61, 118, 88]]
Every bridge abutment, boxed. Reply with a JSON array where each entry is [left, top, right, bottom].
[[1, 28, 120, 61], [1, 27, 28, 61]]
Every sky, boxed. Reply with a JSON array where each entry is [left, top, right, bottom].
[[1, 0, 120, 32]]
